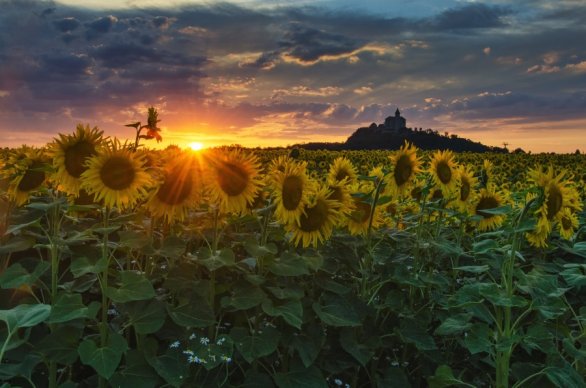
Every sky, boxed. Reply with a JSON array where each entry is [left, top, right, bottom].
[[1, 0, 585, 153]]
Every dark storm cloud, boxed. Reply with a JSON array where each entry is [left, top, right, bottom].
[[41, 53, 92, 76], [278, 23, 363, 62], [432, 3, 511, 30], [53, 17, 80, 32]]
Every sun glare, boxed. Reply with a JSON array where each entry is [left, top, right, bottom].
[[189, 141, 204, 151]]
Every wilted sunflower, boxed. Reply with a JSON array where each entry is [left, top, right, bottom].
[[272, 160, 314, 225], [80, 140, 152, 209], [205, 148, 262, 214], [388, 142, 421, 197], [146, 154, 202, 223], [556, 207, 579, 240], [50, 124, 104, 195], [450, 165, 478, 214], [346, 184, 384, 236], [5, 148, 49, 206], [286, 186, 340, 248], [478, 159, 494, 188], [429, 149, 459, 197], [327, 157, 358, 185], [473, 187, 508, 232]]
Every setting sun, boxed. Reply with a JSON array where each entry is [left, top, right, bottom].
[[189, 141, 204, 151]]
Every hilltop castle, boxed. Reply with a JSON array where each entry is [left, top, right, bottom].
[[368, 108, 408, 132]]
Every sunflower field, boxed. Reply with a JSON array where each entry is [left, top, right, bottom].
[[1, 125, 585, 388]]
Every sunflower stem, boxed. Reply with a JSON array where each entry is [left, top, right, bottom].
[[99, 207, 111, 388]]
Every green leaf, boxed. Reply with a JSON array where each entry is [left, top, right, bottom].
[[36, 326, 83, 364], [195, 248, 235, 271], [47, 293, 100, 324], [397, 318, 437, 351], [0, 304, 51, 330], [0, 261, 50, 289], [110, 350, 159, 388], [222, 283, 267, 311], [435, 313, 472, 336], [269, 252, 310, 277], [0, 354, 42, 381], [244, 239, 278, 258], [339, 328, 375, 366], [463, 323, 493, 355], [545, 365, 585, 388], [266, 285, 304, 300], [312, 294, 363, 327], [453, 265, 490, 274], [5, 218, 41, 235], [158, 235, 186, 258], [560, 264, 586, 287], [70, 256, 108, 278], [262, 298, 303, 329], [125, 300, 166, 334], [118, 230, 150, 249], [167, 300, 215, 328], [78, 332, 128, 379], [378, 367, 411, 388], [143, 339, 188, 388], [0, 236, 35, 254], [472, 239, 499, 255], [231, 326, 280, 363], [291, 324, 324, 368], [427, 365, 462, 388], [273, 364, 327, 388], [106, 271, 156, 303]]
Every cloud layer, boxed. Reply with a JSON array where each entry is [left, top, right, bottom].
[[0, 0, 585, 152]]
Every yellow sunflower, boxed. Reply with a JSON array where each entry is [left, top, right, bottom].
[[50, 124, 104, 195], [327, 157, 358, 185], [204, 148, 262, 214], [346, 184, 384, 236], [80, 140, 152, 209], [272, 160, 314, 225], [388, 142, 421, 197], [429, 149, 459, 197], [478, 159, 494, 189], [556, 207, 579, 240], [146, 154, 203, 223], [473, 187, 508, 232], [5, 148, 49, 206], [525, 215, 551, 248], [450, 165, 478, 214], [286, 186, 340, 248]]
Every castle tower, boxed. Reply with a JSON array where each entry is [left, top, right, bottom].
[[384, 108, 407, 131]]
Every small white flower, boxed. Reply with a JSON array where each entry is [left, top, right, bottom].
[[391, 361, 400, 367], [169, 340, 180, 349], [216, 337, 226, 345], [189, 333, 197, 340], [334, 379, 343, 386], [183, 350, 194, 356], [200, 337, 210, 345]]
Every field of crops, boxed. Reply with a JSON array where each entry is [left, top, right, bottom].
[[1, 125, 585, 387]]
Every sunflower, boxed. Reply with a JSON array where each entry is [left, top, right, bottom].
[[450, 165, 478, 214], [146, 154, 202, 223], [50, 124, 104, 195], [272, 160, 314, 225], [5, 147, 49, 206], [388, 142, 421, 197], [80, 140, 152, 209], [473, 187, 508, 232], [286, 186, 340, 248], [204, 148, 262, 214], [556, 207, 579, 240], [525, 215, 551, 248], [346, 184, 384, 236], [327, 157, 357, 185], [429, 149, 459, 197]]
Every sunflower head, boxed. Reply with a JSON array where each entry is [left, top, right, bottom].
[[286, 186, 341, 248], [473, 187, 508, 232], [429, 149, 459, 197], [346, 184, 383, 236], [327, 157, 357, 185], [6, 147, 50, 206], [50, 124, 104, 195], [556, 207, 579, 240], [204, 148, 262, 214], [272, 160, 314, 225], [80, 140, 152, 209], [389, 141, 420, 197], [450, 165, 478, 214]]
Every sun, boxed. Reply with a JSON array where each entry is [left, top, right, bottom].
[[189, 141, 204, 151]]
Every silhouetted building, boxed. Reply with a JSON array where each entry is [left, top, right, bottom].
[[383, 108, 406, 131]]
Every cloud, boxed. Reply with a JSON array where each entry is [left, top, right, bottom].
[[432, 3, 512, 30], [272, 86, 343, 99], [54, 17, 81, 32]]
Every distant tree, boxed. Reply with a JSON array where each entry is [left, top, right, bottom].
[[575, 149, 581, 155]]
